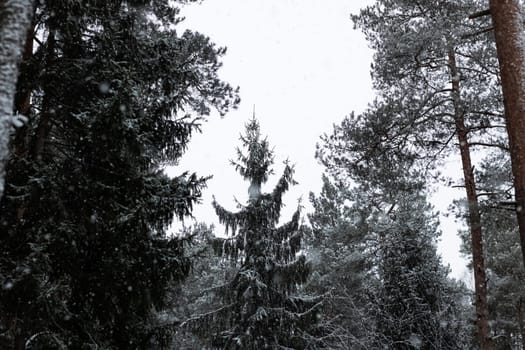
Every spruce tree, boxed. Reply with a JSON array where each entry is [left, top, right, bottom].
[[0, 1, 238, 348], [188, 117, 322, 349]]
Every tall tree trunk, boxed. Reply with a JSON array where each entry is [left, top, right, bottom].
[[448, 48, 494, 350], [13, 17, 34, 222], [0, 0, 34, 199], [13, 15, 35, 158], [489, 0, 525, 268]]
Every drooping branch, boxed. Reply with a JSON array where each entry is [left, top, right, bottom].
[[212, 197, 246, 235]]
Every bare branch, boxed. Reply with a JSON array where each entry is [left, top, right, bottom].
[[468, 142, 509, 152], [469, 9, 491, 19]]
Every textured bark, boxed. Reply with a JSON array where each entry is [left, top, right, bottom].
[[12, 20, 35, 223], [448, 49, 494, 350], [14, 14, 33, 116], [490, 0, 525, 268], [12, 16, 34, 158], [0, 0, 34, 199]]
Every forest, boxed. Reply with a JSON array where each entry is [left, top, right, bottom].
[[1, 0, 525, 349]]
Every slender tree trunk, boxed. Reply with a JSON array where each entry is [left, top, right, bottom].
[[13, 18, 34, 222], [0, 0, 34, 199], [448, 48, 494, 350], [13, 15, 34, 158], [518, 297, 525, 350], [489, 0, 525, 269], [14, 14, 33, 117]]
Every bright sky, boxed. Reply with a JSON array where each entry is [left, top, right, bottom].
[[166, 0, 469, 281]]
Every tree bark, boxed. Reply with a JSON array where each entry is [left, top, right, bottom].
[[518, 297, 525, 350], [448, 48, 494, 350], [489, 0, 525, 269], [0, 0, 34, 199], [13, 15, 34, 158]]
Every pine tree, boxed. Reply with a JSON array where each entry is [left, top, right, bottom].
[[316, 104, 473, 349], [187, 117, 323, 349], [489, 0, 525, 274], [351, 1, 501, 347], [458, 150, 525, 349]]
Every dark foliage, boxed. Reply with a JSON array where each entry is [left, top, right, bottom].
[[0, 1, 238, 348], [185, 118, 324, 349]]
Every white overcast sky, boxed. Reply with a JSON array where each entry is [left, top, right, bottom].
[[166, 0, 469, 281]]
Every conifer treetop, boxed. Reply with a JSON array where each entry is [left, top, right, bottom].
[[188, 116, 324, 350], [213, 117, 298, 234], [231, 117, 275, 187]]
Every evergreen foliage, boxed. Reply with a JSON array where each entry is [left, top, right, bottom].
[[308, 176, 472, 349], [349, 0, 502, 172], [0, 1, 238, 348], [167, 223, 236, 350], [2, 1, 520, 349], [459, 150, 525, 349], [372, 193, 470, 349], [187, 118, 323, 349], [351, 2, 504, 348], [306, 175, 377, 349], [312, 106, 473, 348]]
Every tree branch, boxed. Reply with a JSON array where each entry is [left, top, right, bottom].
[[469, 9, 491, 19], [468, 142, 509, 152]]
